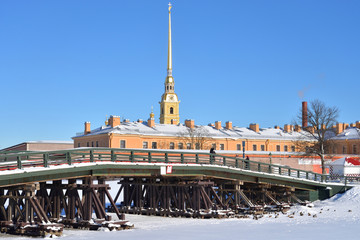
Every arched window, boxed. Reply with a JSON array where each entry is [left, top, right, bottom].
[[161, 108, 164, 114], [170, 107, 174, 114]]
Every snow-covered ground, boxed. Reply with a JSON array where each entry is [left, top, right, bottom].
[[3, 186, 360, 240]]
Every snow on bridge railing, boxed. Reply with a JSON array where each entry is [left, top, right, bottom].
[[0, 147, 328, 182]]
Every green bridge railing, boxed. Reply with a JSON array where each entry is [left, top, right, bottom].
[[0, 147, 326, 182]]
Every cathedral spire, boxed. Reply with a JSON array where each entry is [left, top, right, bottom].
[[160, 2, 180, 124], [167, 2, 172, 77]]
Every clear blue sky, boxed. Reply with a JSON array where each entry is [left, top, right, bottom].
[[0, 0, 359, 149]]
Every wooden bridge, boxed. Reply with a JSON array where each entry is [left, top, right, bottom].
[[0, 148, 351, 236]]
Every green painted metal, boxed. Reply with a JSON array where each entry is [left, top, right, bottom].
[[43, 153, 48, 168], [90, 150, 94, 163], [0, 147, 328, 182], [17, 156, 22, 169], [0, 147, 350, 197]]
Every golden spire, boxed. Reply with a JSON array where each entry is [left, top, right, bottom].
[[167, 2, 172, 77], [150, 106, 154, 119], [105, 115, 109, 125], [160, 2, 180, 125]]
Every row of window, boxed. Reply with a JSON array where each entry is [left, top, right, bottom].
[[332, 145, 358, 154], [78, 141, 100, 148], [237, 143, 296, 152], [142, 141, 199, 150], [78, 140, 296, 152], [78, 140, 298, 154], [142, 141, 295, 152]]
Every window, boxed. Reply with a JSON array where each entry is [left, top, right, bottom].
[[291, 146, 296, 152], [96, 141, 99, 147], [212, 143, 216, 150], [333, 146, 337, 154], [343, 146, 346, 154], [252, 145, 257, 151], [187, 143, 192, 149], [120, 140, 126, 148], [237, 144, 241, 151], [284, 145, 288, 152], [169, 142, 174, 149], [91, 142, 94, 147], [161, 108, 164, 114], [354, 145, 357, 154], [195, 143, 200, 150], [87, 142, 89, 147], [78, 143, 80, 148], [220, 144, 224, 150], [178, 143, 183, 149], [143, 142, 148, 149], [170, 107, 174, 114], [152, 142, 157, 149], [261, 145, 265, 151], [276, 145, 280, 152]]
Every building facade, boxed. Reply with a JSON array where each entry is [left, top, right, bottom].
[[74, 115, 308, 153]]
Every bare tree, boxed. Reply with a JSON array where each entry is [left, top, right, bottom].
[[294, 99, 339, 175], [177, 126, 211, 150]]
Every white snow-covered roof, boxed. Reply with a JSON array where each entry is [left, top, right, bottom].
[[73, 121, 313, 141], [329, 127, 360, 140]]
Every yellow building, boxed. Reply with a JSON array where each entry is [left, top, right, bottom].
[[328, 122, 360, 155]]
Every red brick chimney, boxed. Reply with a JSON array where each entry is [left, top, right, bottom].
[[336, 123, 344, 135], [284, 124, 292, 133], [225, 121, 232, 130], [215, 121, 222, 130], [302, 101, 308, 128], [250, 123, 259, 133], [185, 119, 195, 129], [109, 115, 121, 128], [84, 122, 91, 135]]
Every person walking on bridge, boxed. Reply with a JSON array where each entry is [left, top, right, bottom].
[[210, 148, 216, 164], [245, 156, 250, 170]]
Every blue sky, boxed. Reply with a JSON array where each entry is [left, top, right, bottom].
[[0, 0, 359, 149]]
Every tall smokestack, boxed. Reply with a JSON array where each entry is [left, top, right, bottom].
[[302, 101, 308, 128]]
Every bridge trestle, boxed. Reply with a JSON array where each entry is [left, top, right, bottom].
[[114, 177, 296, 218], [0, 175, 306, 237], [0, 184, 63, 237], [0, 177, 133, 237]]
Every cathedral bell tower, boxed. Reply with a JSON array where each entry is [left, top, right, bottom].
[[160, 2, 180, 124]]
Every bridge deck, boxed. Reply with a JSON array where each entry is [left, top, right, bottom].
[[0, 147, 346, 192]]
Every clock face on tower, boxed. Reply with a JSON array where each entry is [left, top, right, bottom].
[[166, 94, 177, 102]]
